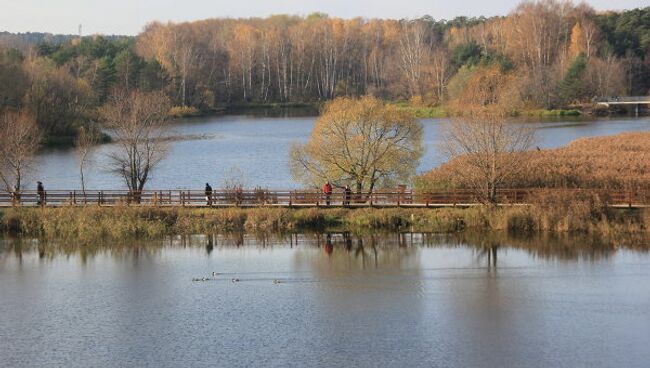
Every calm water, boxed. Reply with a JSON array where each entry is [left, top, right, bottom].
[[1, 233, 649, 367], [31, 115, 650, 190]]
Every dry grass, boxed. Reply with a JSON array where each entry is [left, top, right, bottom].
[[1, 203, 647, 241], [418, 132, 650, 191]]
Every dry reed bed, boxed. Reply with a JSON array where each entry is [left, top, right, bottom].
[[418, 132, 650, 190]]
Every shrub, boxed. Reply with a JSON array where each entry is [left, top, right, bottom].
[[169, 105, 199, 118]]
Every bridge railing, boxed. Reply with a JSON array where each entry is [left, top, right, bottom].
[[0, 188, 648, 207]]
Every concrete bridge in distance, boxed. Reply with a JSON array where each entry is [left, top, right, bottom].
[[595, 96, 650, 115]]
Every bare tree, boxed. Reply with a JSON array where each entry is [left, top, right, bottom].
[[0, 110, 42, 195], [75, 124, 99, 199], [99, 90, 171, 200], [441, 110, 534, 204], [221, 166, 248, 205]]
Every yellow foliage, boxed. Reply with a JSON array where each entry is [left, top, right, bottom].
[[447, 65, 522, 115], [290, 96, 423, 192], [569, 22, 586, 60]]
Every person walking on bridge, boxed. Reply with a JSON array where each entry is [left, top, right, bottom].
[[343, 185, 352, 207], [36, 181, 45, 206], [205, 183, 213, 206], [322, 181, 333, 206]]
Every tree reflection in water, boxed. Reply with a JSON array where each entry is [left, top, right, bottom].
[[0, 231, 648, 266]]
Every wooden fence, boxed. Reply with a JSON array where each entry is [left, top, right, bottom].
[[0, 188, 648, 208]]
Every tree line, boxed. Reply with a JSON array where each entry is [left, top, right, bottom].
[[1, 1, 649, 140], [112, 3, 650, 110]]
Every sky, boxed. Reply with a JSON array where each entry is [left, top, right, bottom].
[[1, 0, 648, 36]]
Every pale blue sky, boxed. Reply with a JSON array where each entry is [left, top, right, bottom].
[[1, 0, 647, 35]]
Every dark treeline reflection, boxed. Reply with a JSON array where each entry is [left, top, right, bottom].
[[1, 231, 647, 266]]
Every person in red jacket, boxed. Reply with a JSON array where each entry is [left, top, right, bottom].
[[322, 181, 333, 205]]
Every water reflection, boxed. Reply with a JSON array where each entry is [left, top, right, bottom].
[[1, 232, 649, 368], [1, 231, 647, 265]]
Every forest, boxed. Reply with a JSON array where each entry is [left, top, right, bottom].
[[0, 0, 649, 141]]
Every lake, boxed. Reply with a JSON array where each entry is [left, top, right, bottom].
[[0, 232, 648, 367], [31, 114, 650, 190]]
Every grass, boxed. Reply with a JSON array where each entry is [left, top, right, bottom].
[[515, 109, 582, 117], [1, 202, 647, 241], [226, 101, 322, 111], [393, 104, 448, 118], [391, 102, 584, 119]]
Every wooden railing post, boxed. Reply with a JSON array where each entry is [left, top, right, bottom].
[[8, 187, 628, 209], [629, 191, 633, 208]]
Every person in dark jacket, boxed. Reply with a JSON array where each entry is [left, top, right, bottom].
[[36, 181, 45, 206], [205, 183, 213, 206], [343, 185, 352, 207], [322, 181, 333, 205]]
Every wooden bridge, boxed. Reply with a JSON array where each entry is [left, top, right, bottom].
[[1, 189, 648, 208], [595, 96, 650, 115]]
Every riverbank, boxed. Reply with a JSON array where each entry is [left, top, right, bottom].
[[392, 102, 648, 119], [1, 203, 647, 241], [170, 101, 618, 121]]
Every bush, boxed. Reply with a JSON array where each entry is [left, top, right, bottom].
[[169, 106, 200, 118]]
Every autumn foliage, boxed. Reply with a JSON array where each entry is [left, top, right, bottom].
[[290, 96, 423, 193], [0, 2, 649, 143]]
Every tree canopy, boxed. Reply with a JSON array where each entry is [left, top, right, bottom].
[[290, 96, 423, 194]]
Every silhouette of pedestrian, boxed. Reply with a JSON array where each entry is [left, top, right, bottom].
[[344, 185, 352, 207], [36, 181, 45, 206], [205, 182, 213, 206]]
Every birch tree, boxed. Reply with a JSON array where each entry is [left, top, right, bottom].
[[398, 20, 430, 98], [75, 124, 99, 197]]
